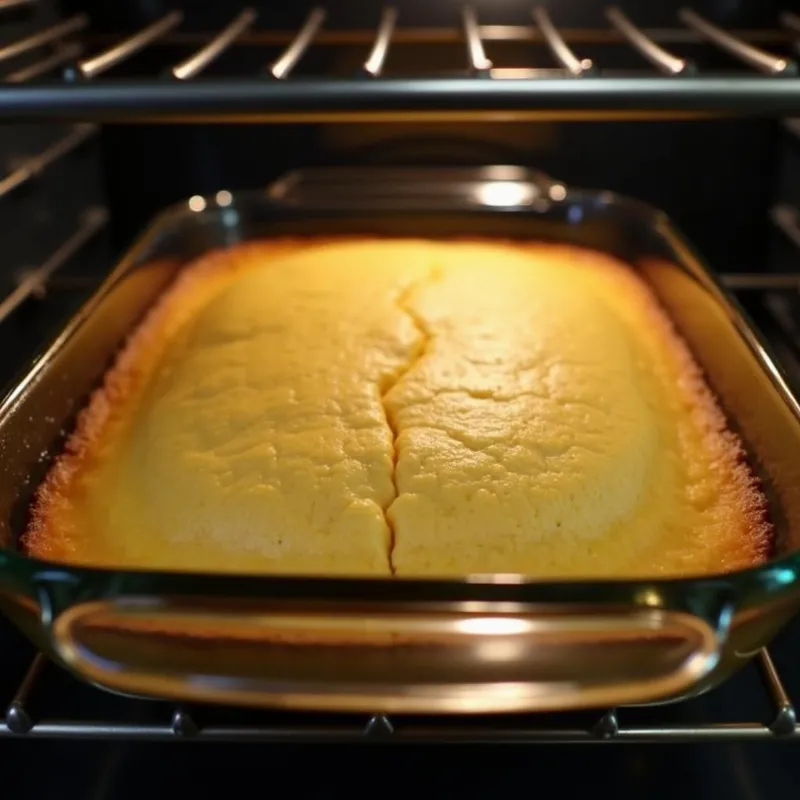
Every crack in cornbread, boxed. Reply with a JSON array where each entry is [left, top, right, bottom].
[[23, 238, 772, 578], [379, 274, 435, 572]]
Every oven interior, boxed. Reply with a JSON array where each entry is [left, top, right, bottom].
[[3, 0, 800, 794]]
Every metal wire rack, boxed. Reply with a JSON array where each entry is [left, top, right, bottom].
[[0, 640, 798, 742], [0, 150, 798, 738], [2, 5, 800, 120]]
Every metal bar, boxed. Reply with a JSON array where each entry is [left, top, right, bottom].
[[0, 123, 96, 199], [5, 41, 83, 83], [612, 725, 785, 742], [78, 11, 183, 80], [781, 13, 800, 36], [757, 649, 797, 735], [606, 7, 692, 75], [771, 204, 800, 252], [0, 0, 37, 12], [267, 7, 325, 79], [679, 9, 795, 75], [0, 14, 87, 66], [0, 206, 107, 322], [7, 78, 800, 123], [198, 723, 790, 742], [4, 654, 46, 734], [171, 8, 257, 80], [462, 5, 492, 73], [363, 6, 397, 77], [532, 7, 591, 76], [0, 720, 796, 742]]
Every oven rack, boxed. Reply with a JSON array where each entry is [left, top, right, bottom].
[[0, 643, 798, 743], [0, 193, 799, 741], [3, 6, 800, 121]]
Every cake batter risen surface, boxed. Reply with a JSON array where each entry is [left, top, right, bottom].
[[24, 239, 770, 577]]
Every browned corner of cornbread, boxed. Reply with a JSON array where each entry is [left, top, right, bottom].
[[566, 244, 771, 567], [23, 241, 280, 562]]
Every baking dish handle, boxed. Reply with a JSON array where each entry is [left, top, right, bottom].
[[47, 594, 730, 714], [268, 166, 560, 210]]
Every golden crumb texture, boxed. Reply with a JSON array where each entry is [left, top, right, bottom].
[[23, 238, 772, 578]]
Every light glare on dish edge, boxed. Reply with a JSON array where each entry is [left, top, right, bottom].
[[458, 617, 532, 635], [475, 181, 536, 208]]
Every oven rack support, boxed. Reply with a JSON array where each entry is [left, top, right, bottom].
[[0, 207, 107, 318], [0, 123, 96, 201], [7, 77, 800, 124], [3, 6, 800, 121]]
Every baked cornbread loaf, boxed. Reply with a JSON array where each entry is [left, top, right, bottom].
[[23, 238, 771, 578]]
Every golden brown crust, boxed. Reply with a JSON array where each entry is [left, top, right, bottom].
[[22, 237, 773, 576], [573, 248, 772, 570], [23, 241, 291, 561]]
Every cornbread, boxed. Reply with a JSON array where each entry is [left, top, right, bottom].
[[23, 238, 771, 578]]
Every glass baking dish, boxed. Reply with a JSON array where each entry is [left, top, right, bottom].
[[0, 166, 799, 715]]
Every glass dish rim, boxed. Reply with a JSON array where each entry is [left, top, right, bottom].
[[0, 169, 797, 606]]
